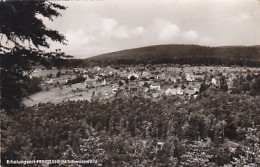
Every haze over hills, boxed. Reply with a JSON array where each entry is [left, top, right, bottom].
[[81, 44, 260, 67]]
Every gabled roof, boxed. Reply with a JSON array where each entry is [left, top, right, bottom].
[[150, 82, 160, 86]]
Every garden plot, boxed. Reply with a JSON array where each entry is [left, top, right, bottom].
[[23, 83, 113, 106]]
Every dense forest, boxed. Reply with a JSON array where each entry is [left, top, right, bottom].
[[82, 45, 260, 67], [1, 90, 259, 166]]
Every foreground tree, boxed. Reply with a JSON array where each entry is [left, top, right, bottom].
[[0, 1, 70, 111]]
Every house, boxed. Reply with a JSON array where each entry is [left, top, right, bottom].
[[193, 74, 204, 81], [83, 69, 88, 74], [124, 83, 138, 92], [139, 81, 145, 87], [73, 68, 83, 73], [98, 73, 106, 77], [165, 88, 178, 95], [150, 83, 161, 90], [141, 71, 150, 78], [83, 74, 89, 78], [112, 88, 118, 94], [156, 141, 165, 152], [94, 75, 102, 81], [104, 66, 116, 75], [102, 79, 107, 86], [157, 73, 166, 80], [56, 77, 67, 85], [128, 73, 139, 80], [165, 88, 184, 95], [44, 78, 53, 85], [93, 66, 101, 72], [211, 78, 217, 85], [185, 88, 199, 96], [84, 77, 94, 85], [186, 73, 194, 82], [177, 89, 184, 95], [168, 76, 177, 82], [111, 83, 119, 88], [152, 93, 159, 98]]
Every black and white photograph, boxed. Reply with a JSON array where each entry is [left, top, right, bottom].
[[1, 0, 260, 166]]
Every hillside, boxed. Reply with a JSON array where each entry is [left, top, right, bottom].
[[83, 44, 260, 67]]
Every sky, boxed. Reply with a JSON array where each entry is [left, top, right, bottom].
[[44, 0, 260, 59]]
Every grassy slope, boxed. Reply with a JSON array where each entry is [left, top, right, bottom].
[[83, 44, 260, 67]]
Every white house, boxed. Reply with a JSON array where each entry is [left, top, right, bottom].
[[84, 77, 94, 85], [150, 83, 161, 90], [186, 73, 194, 82], [211, 78, 217, 85], [168, 77, 177, 83], [158, 73, 166, 80], [177, 89, 184, 95], [93, 66, 101, 72], [44, 78, 53, 84], [128, 73, 139, 80], [83, 74, 89, 78], [165, 88, 178, 95], [165, 88, 184, 95], [141, 71, 150, 78], [112, 88, 118, 94], [152, 93, 159, 98], [102, 79, 107, 86]]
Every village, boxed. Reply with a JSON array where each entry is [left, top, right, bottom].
[[23, 65, 260, 106]]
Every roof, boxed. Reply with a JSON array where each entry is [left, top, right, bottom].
[[151, 83, 160, 86]]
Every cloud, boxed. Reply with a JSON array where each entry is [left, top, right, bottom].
[[232, 13, 252, 23], [101, 18, 118, 31], [181, 30, 199, 41], [150, 19, 180, 42], [148, 19, 201, 43], [100, 18, 118, 38], [44, 1, 260, 58], [65, 30, 96, 47], [159, 24, 180, 41], [113, 26, 130, 39], [95, 16, 145, 40], [52, 17, 213, 57], [49, 15, 147, 57], [132, 26, 144, 36]]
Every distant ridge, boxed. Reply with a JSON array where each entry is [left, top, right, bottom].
[[83, 44, 260, 67]]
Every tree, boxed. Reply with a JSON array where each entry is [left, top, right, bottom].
[[199, 82, 207, 93], [0, 1, 70, 111], [220, 76, 228, 92], [56, 71, 61, 78]]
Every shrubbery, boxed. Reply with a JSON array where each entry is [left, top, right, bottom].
[[66, 76, 85, 85]]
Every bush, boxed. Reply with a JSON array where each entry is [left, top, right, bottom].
[[26, 77, 42, 95], [66, 76, 85, 85]]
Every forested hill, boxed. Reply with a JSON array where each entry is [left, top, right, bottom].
[[83, 44, 260, 67]]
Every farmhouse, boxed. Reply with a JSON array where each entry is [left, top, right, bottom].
[[141, 71, 151, 80], [150, 83, 161, 90], [184, 88, 199, 96], [185, 73, 194, 82], [165, 88, 178, 95], [165, 88, 184, 95], [157, 73, 166, 80], [128, 73, 139, 80], [44, 78, 54, 85]]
